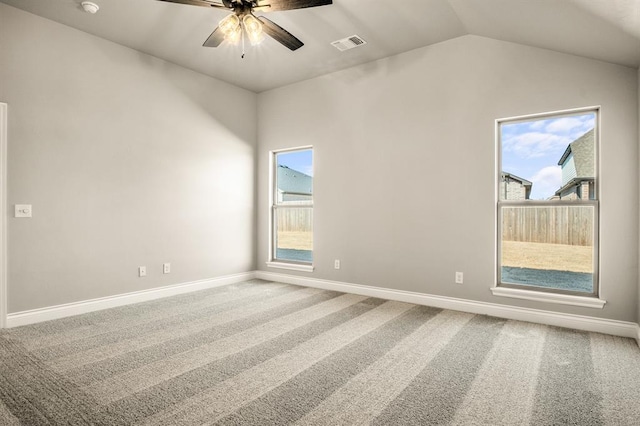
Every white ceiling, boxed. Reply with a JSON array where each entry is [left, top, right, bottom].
[[2, 0, 640, 93]]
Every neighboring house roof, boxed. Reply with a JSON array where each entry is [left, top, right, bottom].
[[557, 129, 595, 177], [554, 177, 594, 196], [501, 172, 532, 187], [277, 165, 312, 195]]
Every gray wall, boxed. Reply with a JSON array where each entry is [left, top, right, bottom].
[[258, 35, 639, 322], [0, 4, 257, 313], [2, 4, 638, 324]]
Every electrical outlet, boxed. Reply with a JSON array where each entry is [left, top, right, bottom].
[[334, 259, 341, 269], [163, 263, 171, 274], [15, 204, 32, 218], [455, 271, 463, 284], [139, 266, 146, 277]]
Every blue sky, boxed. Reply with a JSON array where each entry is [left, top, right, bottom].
[[501, 113, 595, 199], [277, 149, 313, 177]]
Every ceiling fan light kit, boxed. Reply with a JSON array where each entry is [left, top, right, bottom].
[[219, 13, 264, 46], [219, 13, 242, 42], [219, 13, 239, 34], [243, 14, 264, 45], [157, 0, 332, 56]]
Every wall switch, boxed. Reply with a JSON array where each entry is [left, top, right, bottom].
[[139, 266, 146, 277], [334, 259, 341, 269], [15, 204, 32, 218], [455, 271, 463, 284], [163, 263, 171, 274]]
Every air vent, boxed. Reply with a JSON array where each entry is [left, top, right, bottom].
[[331, 35, 367, 52]]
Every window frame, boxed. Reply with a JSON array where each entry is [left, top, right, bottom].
[[495, 107, 601, 300], [267, 146, 314, 272]]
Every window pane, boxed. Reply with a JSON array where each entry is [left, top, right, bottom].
[[276, 149, 313, 204], [500, 205, 595, 293], [501, 113, 595, 201], [274, 207, 313, 263]]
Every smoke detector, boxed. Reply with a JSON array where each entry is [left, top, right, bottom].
[[81, 2, 99, 14]]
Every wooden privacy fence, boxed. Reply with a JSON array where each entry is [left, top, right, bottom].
[[277, 207, 312, 232], [501, 205, 594, 246]]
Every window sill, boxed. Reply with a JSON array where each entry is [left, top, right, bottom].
[[491, 286, 606, 309], [266, 261, 314, 273]]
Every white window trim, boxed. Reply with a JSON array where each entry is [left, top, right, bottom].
[[268, 146, 314, 270], [495, 106, 601, 303], [265, 261, 315, 272], [491, 286, 606, 309]]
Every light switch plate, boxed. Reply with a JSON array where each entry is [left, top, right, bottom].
[[15, 204, 32, 218]]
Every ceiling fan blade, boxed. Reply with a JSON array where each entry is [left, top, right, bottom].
[[257, 16, 304, 51], [156, 0, 229, 9], [203, 27, 225, 47], [255, 0, 332, 12]]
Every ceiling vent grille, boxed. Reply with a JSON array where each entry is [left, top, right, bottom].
[[331, 35, 367, 52]]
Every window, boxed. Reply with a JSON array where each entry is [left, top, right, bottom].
[[497, 108, 599, 298], [269, 147, 313, 270]]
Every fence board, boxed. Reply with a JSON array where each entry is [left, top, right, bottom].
[[277, 208, 312, 232], [501, 205, 593, 246]]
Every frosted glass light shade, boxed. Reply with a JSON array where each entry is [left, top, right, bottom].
[[219, 14, 240, 36], [243, 14, 264, 45]]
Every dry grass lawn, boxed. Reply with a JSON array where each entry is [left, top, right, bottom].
[[502, 240, 593, 273], [277, 231, 312, 250]]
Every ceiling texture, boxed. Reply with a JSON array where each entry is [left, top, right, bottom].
[[2, 0, 640, 92]]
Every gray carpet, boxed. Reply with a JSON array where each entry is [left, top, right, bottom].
[[1, 279, 639, 425]]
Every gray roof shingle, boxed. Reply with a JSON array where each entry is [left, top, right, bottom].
[[277, 165, 312, 195], [557, 129, 595, 178]]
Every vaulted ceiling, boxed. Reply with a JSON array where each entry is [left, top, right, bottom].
[[2, 0, 639, 92]]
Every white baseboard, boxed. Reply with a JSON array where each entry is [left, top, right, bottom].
[[5, 272, 256, 328], [5, 269, 639, 344], [256, 271, 639, 340]]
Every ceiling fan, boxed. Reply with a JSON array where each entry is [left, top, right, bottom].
[[157, 0, 332, 53]]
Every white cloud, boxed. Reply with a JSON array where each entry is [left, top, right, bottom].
[[301, 165, 314, 177], [503, 132, 570, 159], [567, 116, 595, 141], [545, 114, 595, 142], [529, 120, 546, 130], [545, 117, 584, 133], [580, 115, 595, 128], [529, 166, 562, 199]]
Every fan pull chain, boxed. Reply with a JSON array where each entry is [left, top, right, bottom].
[[241, 22, 246, 59]]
